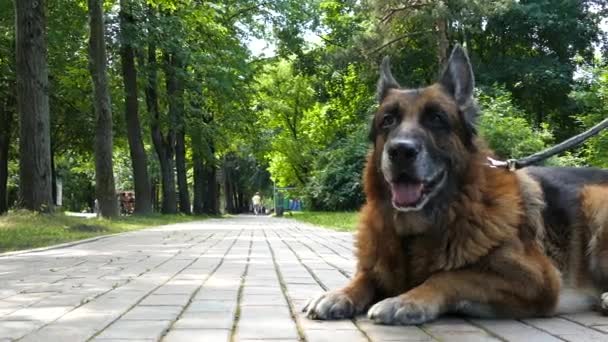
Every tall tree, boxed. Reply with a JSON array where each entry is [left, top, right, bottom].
[[119, 0, 152, 214], [14, 0, 54, 213], [191, 116, 219, 215], [0, 4, 14, 215], [255, 61, 316, 187], [175, 130, 190, 214], [202, 160, 219, 214], [164, 52, 191, 214], [192, 142, 204, 215], [0, 93, 13, 215], [470, 0, 605, 136], [87, 0, 117, 217], [193, 159, 216, 214], [145, 42, 177, 214], [223, 155, 235, 214], [192, 134, 216, 216]]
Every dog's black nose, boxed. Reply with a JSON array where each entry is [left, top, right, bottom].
[[388, 140, 421, 162]]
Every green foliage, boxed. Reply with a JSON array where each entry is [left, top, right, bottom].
[[545, 152, 587, 168], [471, 0, 604, 116], [255, 58, 375, 209], [255, 60, 317, 187], [477, 87, 553, 159], [304, 126, 368, 211], [373, 0, 606, 140], [570, 64, 608, 168], [2, 0, 608, 218], [477, 86, 588, 167]]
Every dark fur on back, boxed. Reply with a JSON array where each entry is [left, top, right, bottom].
[[528, 166, 608, 229], [526, 166, 608, 275]]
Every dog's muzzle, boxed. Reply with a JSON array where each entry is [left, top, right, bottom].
[[382, 139, 447, 211]]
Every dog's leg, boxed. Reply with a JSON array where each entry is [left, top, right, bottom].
[[304, 272, 375, 320], [368, 246, 561, 325], [581, 185, 608, 313]]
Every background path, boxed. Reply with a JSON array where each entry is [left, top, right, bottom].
[[1, 216, 607, 341]]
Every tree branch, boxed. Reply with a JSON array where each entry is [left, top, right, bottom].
[[225, 2, 272, 23], [381, 1, 432, 24], [369, 30, 434, 55], [318, 35, 347, 49]]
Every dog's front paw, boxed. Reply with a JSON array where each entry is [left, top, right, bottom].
[[303, 291, 356, 320], [368, 295, 439, 325]]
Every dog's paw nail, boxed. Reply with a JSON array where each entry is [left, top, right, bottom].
[[368, 296, 437, 325], [303, 291, 355, 320]]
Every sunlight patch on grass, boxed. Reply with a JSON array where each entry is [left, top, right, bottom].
[[0, 210, 212, 253], [287, 211, 359, 231]]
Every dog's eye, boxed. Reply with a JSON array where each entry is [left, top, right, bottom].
[[381, 114, 396, 128], [430, 113, 443, 123], [425, 111, 448, 129]]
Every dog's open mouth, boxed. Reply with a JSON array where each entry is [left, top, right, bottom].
[[390, 170, 447, 211]]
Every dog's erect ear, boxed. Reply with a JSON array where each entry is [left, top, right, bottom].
[[441, 45, 478, 147], [440, 44, 474, 106], [377, 56, 400, 102]]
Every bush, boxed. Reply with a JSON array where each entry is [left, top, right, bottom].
[[477, 87, 553, 159], [478, 86, 587, 167], [303, 126, 368, 211], [570, 67, 608, 168]]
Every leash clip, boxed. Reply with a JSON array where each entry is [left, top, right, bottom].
[[486, 157, 518, 172]]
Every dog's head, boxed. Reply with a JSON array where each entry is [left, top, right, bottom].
[[369, 45, 479, 213]]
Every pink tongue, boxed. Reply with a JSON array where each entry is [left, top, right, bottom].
[[391, 183, 423, 207]]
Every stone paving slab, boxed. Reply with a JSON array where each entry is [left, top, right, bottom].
[[1, 216, 608, 341]]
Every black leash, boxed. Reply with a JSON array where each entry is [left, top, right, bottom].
[[487, 117, 608, 171]]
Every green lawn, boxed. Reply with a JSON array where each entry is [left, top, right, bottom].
[[0, 210, 212, 253], [288, 211, 358, 231]]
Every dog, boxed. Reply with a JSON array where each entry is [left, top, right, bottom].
[[303, 44, 608, 325]]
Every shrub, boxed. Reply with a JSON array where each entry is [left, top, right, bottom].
[[477, 87, 553, 159], [304, 126, 368, 211]]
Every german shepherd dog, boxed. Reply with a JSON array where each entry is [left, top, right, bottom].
[[303, 45, 608, 325]]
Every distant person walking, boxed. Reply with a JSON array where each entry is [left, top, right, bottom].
[[252, 192, 262, 215]]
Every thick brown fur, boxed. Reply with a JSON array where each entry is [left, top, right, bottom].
[[304, 45, 608, 325], [351, 88, 561, 321]]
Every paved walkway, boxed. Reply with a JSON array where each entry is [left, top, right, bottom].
[[1, 216, 608, 341]]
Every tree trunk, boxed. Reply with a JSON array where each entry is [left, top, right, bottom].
[[175, 130, 190, 214], [120, 0, 152, 215], [536, 105, 544, 128], [224, 162, 235, 214], [164, 52, 191, 215], [202, 139, 218, 215], [238, 191, 245, 212], [87, 0, 118, 218], [51, 146, 56, 205], [192, 159, 204, 215], [144, 42, 177, 214], [152, 178, 159, 212], [192, 135, 204, 215], [204, 164, 219, 215], [158, 148, 177, 214], [0, 97, 13, 215], [436, 17, 449, 67], [233, 189, 239, 213], [14, 0, 54, 213]]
